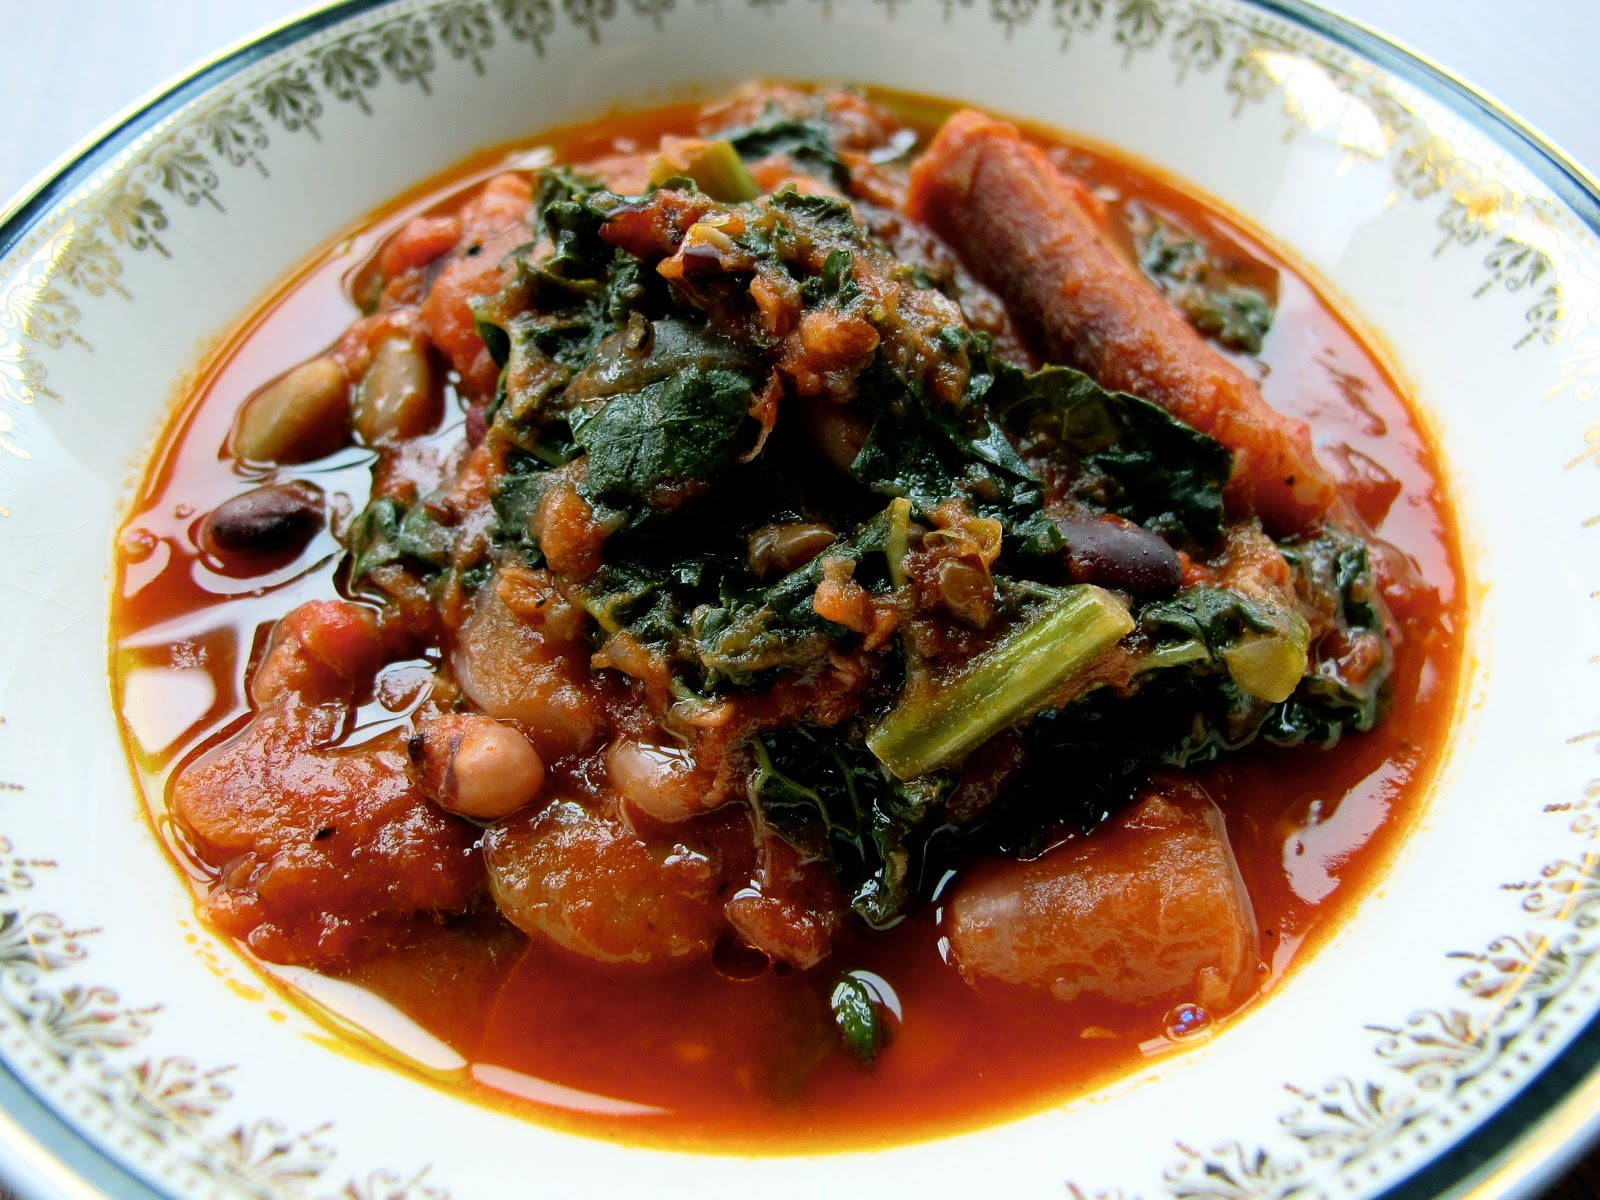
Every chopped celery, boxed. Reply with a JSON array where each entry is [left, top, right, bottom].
[[1223, 611, 1310, 703], [648, 138, 760, 203], [868, 585, 1134, 779], [884, 496, 912, 589]]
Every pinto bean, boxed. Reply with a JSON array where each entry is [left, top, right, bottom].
[[352, 337, 440, 445], [606, 740, 722, 824], [411, 713, 546, 821], [1056, 516, 1181, 596], [230, 356, 350, 464], [199, 481, 325, 560]]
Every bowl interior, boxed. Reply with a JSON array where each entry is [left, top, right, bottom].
[[2, 2, 1600, 1197]]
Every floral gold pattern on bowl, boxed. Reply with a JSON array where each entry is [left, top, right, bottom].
[[3, 2, 1600, 1197]]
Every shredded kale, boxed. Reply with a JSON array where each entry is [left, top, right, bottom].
[[345, 495, 453, 583], [989, 362, 1233, 549], [751, 724, 954, 927], [1130, 204, 1276, 354]]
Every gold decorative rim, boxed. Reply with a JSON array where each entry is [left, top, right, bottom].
[[1, 2, 1599, 1199], [1294, 0, 1600, 203]]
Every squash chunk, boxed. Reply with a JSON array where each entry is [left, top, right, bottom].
[[947, 780, 1259, 1010]]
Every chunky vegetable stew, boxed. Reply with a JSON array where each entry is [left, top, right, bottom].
[[112, 85, 1464, 1149]]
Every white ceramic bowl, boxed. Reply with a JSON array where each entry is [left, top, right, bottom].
[[3, 2, 1600, 1197]]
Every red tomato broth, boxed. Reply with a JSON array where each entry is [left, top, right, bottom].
[[110, 89, 1467, 1152]]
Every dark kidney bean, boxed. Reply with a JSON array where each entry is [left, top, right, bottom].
[[200, 480, 326, 560], [1056, 516, 1181, 596]]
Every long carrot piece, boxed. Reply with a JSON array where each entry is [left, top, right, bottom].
[[906, 110, 1337, 534]]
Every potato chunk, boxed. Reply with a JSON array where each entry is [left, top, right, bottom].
[[947, 780, 1258, 1010], [484, 800, 728, 967], [450, 574, 604, 761]]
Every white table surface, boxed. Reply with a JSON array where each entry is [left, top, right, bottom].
[[1, 1, 1598, 1198]]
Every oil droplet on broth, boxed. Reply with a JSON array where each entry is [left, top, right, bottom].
[[1164, 1002, 1211, 1039]]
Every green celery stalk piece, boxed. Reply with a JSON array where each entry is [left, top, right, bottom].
[[650, 139, 760, 203], [868, 585, 1135, 779], [884, 496, 912, 589], [1222, 611, 1310, 703]]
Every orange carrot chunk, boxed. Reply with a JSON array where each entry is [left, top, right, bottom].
[[907, 110, 1337, 534]]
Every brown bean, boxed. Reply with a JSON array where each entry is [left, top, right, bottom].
[[230, 357, 350, 464], [353, 337, 440, 445], [1056, 517, 1181, 596], [200, 481, 325, 560], [747, 521, 837, 578], [804, 400, 870, 473]]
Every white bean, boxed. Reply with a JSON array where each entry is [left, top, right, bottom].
[[606, 740, 720, 824], [353, 337, 439, 445], [412, 713, 545, 821], [231, 356, 350, 464]]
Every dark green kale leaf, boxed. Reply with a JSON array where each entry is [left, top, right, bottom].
[[583, 555, 721, 651], [345, 495, 454, 583], [1131, 206, 1276, 354], [751, 724, 954, 927], [487, 452, 548, 567], [569, 317, 760, 405], [850, 369, 1062, 558], [1138, 585, 1286, 660], [1269, 528, 1392, 746], [691, 500, 905, 687], [830, 975, 890, 1063], [717, 109, 851, 190], [533, 167, 618, 290], [990, 362, 1233, 549], [1283, 526, 1384, 632], [570, 365, 756, 518]]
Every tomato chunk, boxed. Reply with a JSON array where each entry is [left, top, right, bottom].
[[172, 602, 480, 967]]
